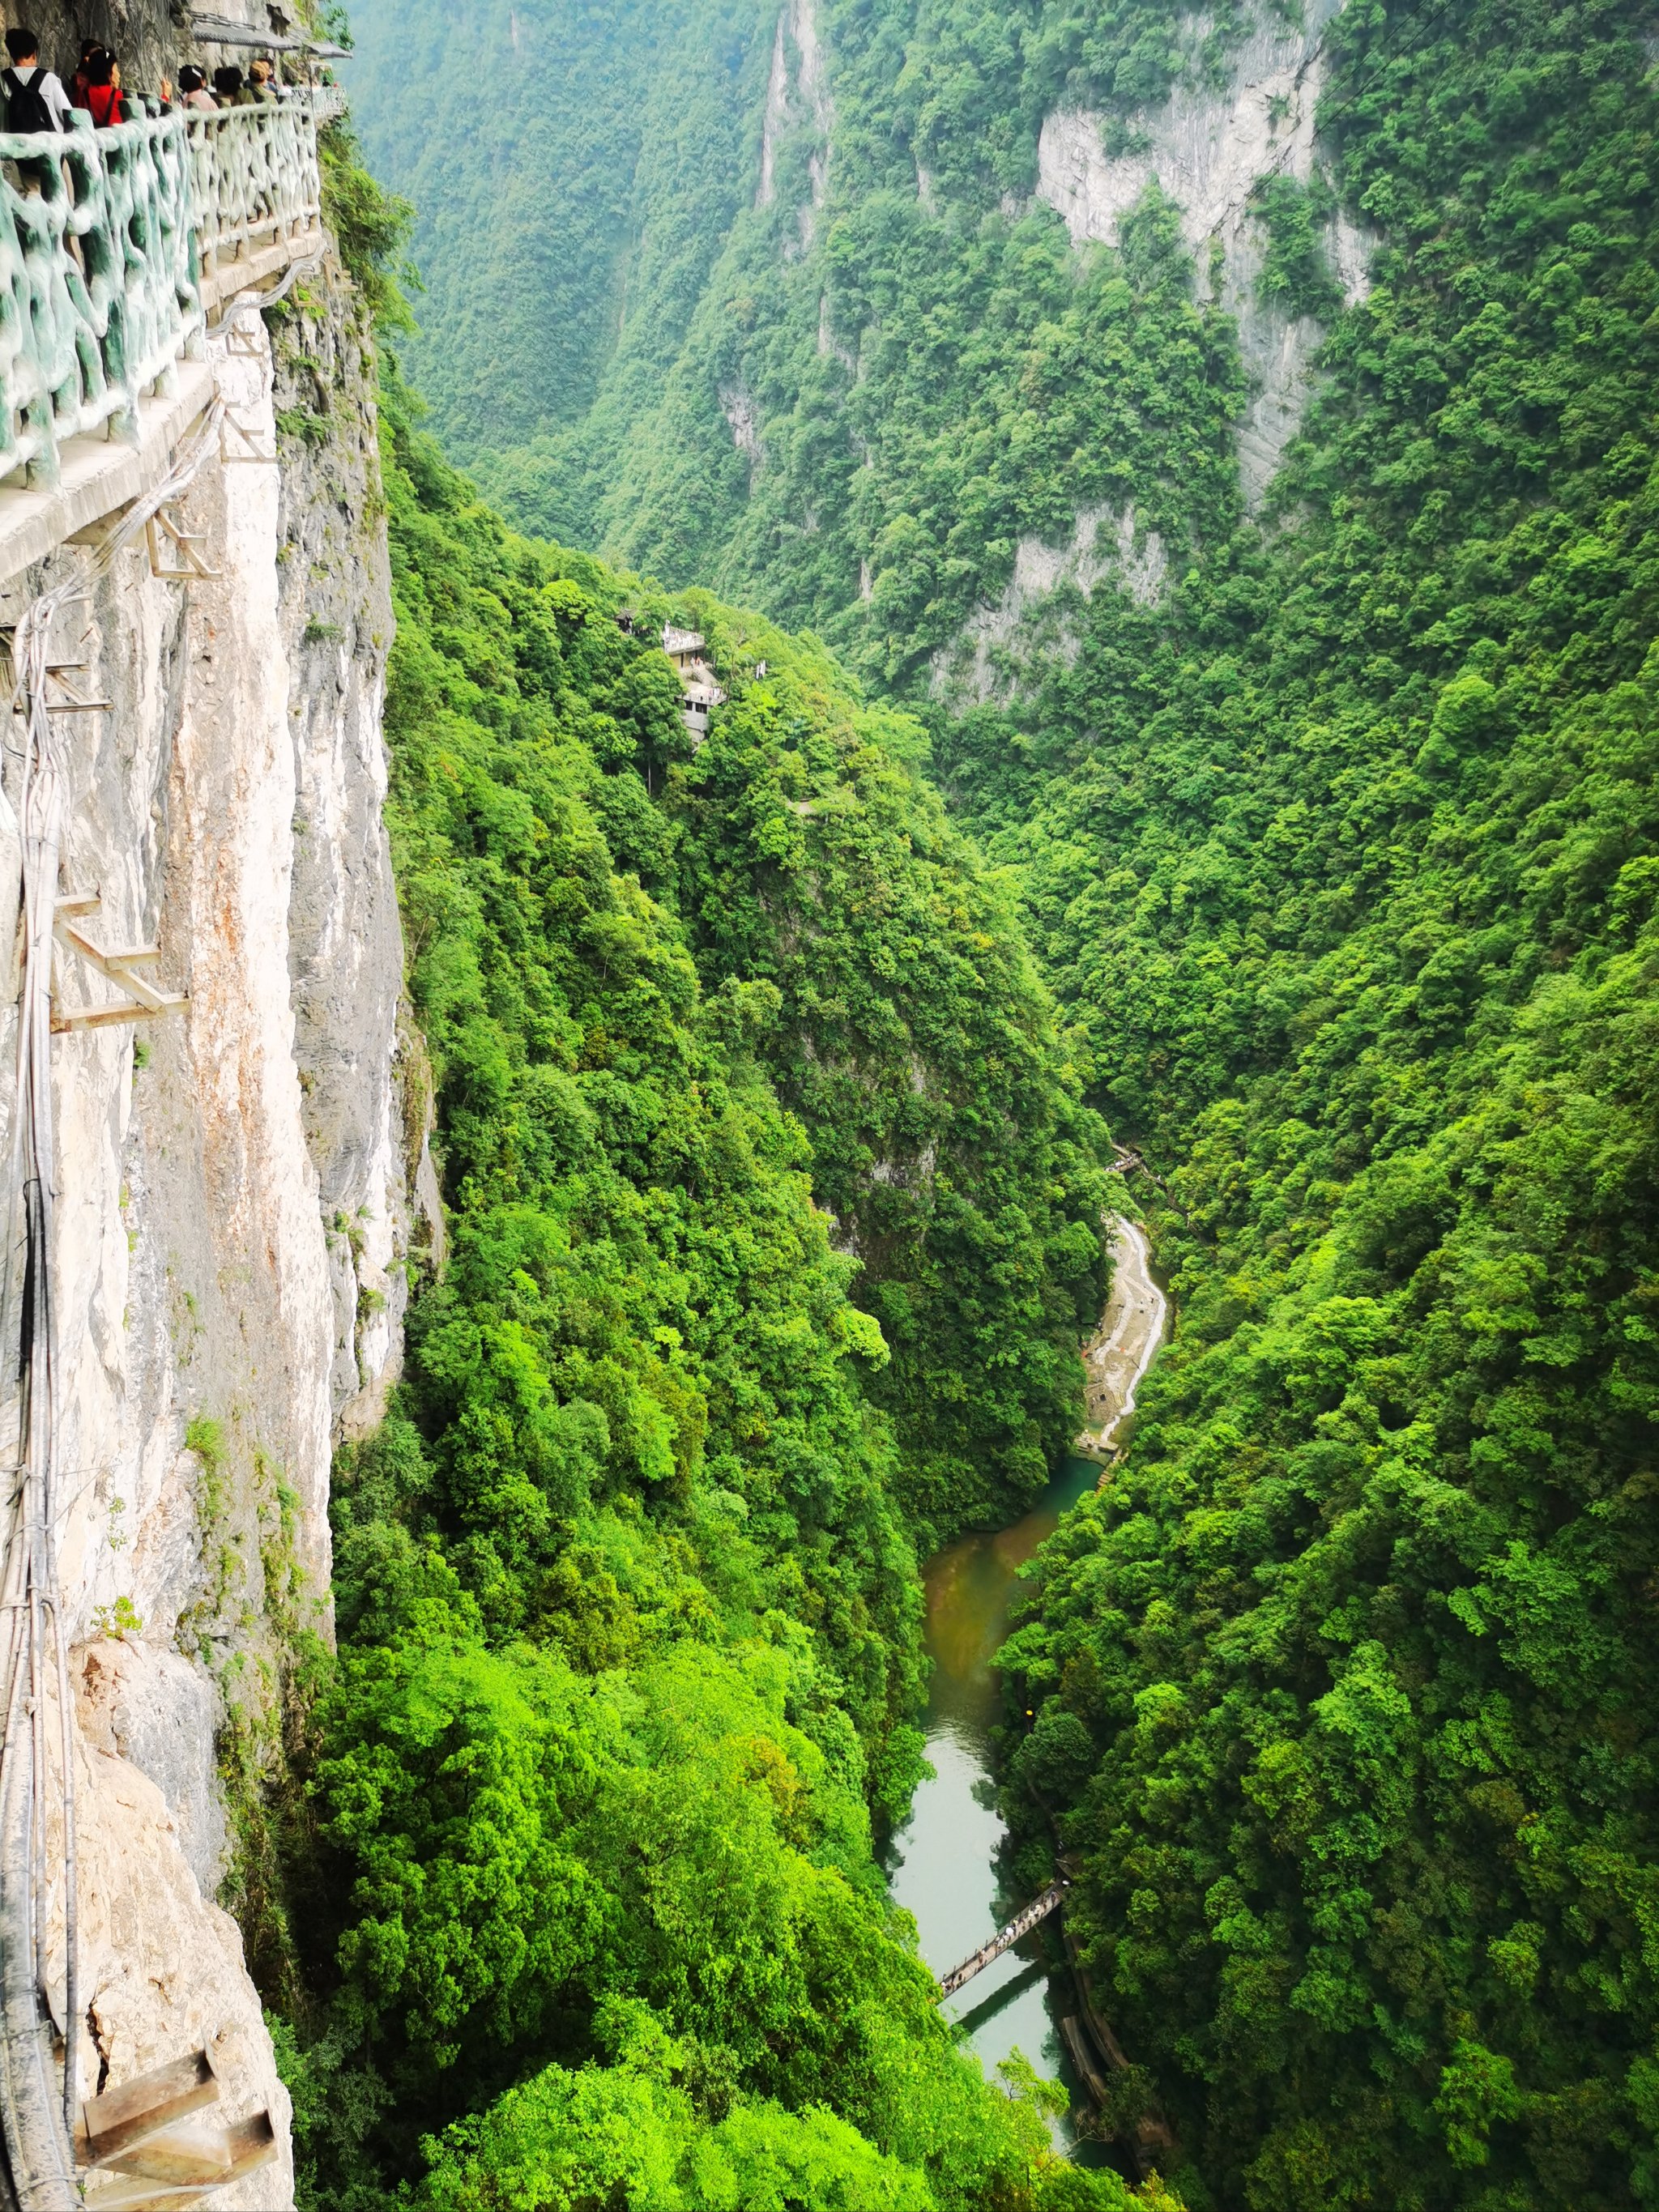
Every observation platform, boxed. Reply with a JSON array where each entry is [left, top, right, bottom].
[[0, 85, 344, 587]]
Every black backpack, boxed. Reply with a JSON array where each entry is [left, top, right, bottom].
[[2, 68, 58, 133]]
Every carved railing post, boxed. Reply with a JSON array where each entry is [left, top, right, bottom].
[[186, 93, 326, 292]]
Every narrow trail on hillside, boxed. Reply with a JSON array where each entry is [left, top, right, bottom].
[[1077, 1215, 1167, 1460]]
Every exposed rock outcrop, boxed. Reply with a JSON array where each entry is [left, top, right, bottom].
[[932, 3, 1377, 714], [757, 0, 834, 249], [932, 505, 1166, 707], [719, 377, 766, 488], [0, 259, 412, 2203], [1036, 0, 1374, 505]]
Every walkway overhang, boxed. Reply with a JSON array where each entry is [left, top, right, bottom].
[[190, 13, 352, 58], [0, 223, 322, 591], [0, 363, 215, 591]]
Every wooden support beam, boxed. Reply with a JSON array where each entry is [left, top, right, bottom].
[[81, 2180, 217, 2212], [98, 2125, 232, 2184], [220, 410, 275, 466], [51, 1002, 186, 1033], [144, 510, 220, 582], [223, 2110, 277, 2181], [50, 897, 188, 1033], [74, 2045, 280, 2208], [79, 2049, 218, 2164], [57, 920, 173, 1013]]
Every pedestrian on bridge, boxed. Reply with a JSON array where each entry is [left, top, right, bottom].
[[210, 63, 259, 108]]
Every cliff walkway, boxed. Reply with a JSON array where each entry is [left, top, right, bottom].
[[0, 81, 339, 2212], [0, 85, 343, 585]]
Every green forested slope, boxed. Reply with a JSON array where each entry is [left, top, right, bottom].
[[331, 0, 1659, 2201], [342, 0, 667, 457], [650, 594, 1111, 1532], [346, 0, 1248, 638], [983, 8, 1659, 2210], [343, 0, 770, 487], [274, 148, 1129, 2203]]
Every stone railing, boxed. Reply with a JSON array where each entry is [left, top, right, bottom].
[[0, 88, 336, 488], [187, 91, 331, 287]]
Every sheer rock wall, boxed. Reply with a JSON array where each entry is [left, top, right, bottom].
[[0, 253, 412, 2204], [1035, 0, 1372, 506]]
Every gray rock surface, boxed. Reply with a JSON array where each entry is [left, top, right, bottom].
[[1036, 0, 1375, 506], [78, 1639, 229, 1894], [270, 261, 433, 1438], [0, 240, 412, 2203]]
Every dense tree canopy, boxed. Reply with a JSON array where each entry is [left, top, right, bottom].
[[277, 145, 1127, 2198], [981, 3, 1659, 2207], [329, 0, 1659, 2201]]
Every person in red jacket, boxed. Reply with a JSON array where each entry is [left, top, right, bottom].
[[75, 46, 124, 127]]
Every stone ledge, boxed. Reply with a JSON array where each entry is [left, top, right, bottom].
[[0, 361, 218, 590]]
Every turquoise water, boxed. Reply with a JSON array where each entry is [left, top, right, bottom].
[[886, 1458, 1106, 2154]]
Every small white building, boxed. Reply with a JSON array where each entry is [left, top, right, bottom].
[[662, 624, 727, 744]]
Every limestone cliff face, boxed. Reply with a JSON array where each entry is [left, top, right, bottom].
[[931, 0, 1375, 709], [0, 255, 416, 2203], [1034, 0, 1372, 505]]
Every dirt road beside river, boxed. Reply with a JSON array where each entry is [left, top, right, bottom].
[[1075, 1215, 1166, 1460]]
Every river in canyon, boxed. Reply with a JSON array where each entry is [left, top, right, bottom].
[[885, 1215, 1166, 2159]]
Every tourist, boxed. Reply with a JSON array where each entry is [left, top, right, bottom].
[[1, 26, 73, 131], [210, 63, 259, 108], [248, 57, 275, 100], [178, 65, 216, 111], [68, 37, 96, 106], [75, 47, 125, 127]]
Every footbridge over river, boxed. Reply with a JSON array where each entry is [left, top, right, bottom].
[[938, 1882, 1068, 2000], [0, 83, 342, 2212]]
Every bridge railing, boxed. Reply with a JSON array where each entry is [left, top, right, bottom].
[[0, 111, 197, 483], [0, 87, 336, 489]]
